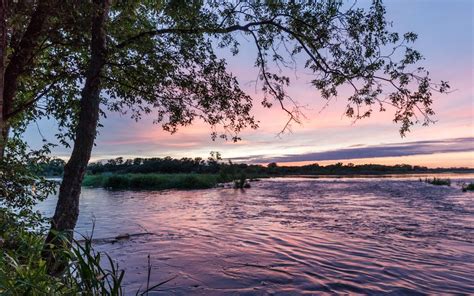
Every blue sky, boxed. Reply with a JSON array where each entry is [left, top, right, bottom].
[[23, 0, 473, 167]]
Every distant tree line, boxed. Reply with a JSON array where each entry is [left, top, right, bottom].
[[88, 156, 222, 175], [38, 158, 66, 177], [39, 156, 473, 177]]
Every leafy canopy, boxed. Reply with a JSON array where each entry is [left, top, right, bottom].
[[6, 0, 448, 147]]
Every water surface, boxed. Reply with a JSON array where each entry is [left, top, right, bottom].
[[39, 175, 474, 295]]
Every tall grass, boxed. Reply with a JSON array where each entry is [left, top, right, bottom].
[[82, 173, 223, 190], [462, 183, 474, 192], [422, 177, 451, 186], [0, 209, 124, 295], [233, 173, 251, 189], [0, 209, 168, 295]]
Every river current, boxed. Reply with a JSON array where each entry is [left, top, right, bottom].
[[38, 175, 474, 295]]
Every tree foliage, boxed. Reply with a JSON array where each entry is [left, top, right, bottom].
[[0, 137, 56, 211], [8, 0, 449, 146], [83, 155, 474, 178]]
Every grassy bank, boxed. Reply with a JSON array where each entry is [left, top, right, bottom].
[[82, 173, 225, 190], [1, 207, 171, 295], [0, 209, 125, 295]]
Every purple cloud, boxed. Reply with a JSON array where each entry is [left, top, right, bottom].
[[235, 137, 474, 164]]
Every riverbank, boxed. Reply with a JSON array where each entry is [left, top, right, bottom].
[[0, 208, 124, 294], [81, 172, 474, 191]]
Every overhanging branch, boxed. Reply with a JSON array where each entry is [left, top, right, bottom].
[[6, 79, 59, 120]]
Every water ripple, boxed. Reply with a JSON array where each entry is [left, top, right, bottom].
[[37, 175, 474, 295]]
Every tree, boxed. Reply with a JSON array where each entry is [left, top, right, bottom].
[[0, 0, 61, 158], [1, 1, 450, 273], [0, 0, 6, 158], [267, 162, 278, 169], [43, 0, 110, 275], [0, 0, 64, 239]]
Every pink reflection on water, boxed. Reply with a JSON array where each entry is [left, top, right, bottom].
[[38, 175, 474, 294]]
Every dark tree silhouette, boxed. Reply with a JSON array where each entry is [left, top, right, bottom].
[[0, 0, 60, 157]]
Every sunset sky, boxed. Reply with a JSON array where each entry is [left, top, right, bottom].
[[24, 0, 473, 168]]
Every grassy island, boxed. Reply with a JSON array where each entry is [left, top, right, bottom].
[[82, 173, 224, 190]]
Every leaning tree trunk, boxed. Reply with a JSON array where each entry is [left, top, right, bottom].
[[43, 0, 109, 275], [0, 0, 54, 158]]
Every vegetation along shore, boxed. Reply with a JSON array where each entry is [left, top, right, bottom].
[[40, 155, 474, 191]]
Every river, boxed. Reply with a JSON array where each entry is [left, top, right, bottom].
[[38, 175, 474, 295]]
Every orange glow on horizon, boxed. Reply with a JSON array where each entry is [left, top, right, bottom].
[[276, 151, 474, 169]]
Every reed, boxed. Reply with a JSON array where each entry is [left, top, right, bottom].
[[82, 173, 222, 190], [0, 210, 123, 295], [0, 209, 168, 295], [462, 182, 474, 192], [422, 177, 451, 186]]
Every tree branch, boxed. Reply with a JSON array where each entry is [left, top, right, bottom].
[[3, 0, 55, 117], [115, 19, 276, 49], [6, 80, 59, 120]]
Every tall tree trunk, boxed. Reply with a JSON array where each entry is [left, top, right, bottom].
[[0, 0, 7, 159], [43, 0, 109, 275]]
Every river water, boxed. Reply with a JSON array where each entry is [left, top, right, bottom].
[[38, 175, 474, 295]]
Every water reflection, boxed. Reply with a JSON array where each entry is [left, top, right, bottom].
[[38, 175, 474, 295]]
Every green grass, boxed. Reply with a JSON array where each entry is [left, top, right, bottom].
[[462, 183, 474, 192], [0, 209, 124, 295], [82, 173, 223, 190], [1, 208, 169, 295], [422, 177, 451, 186]]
